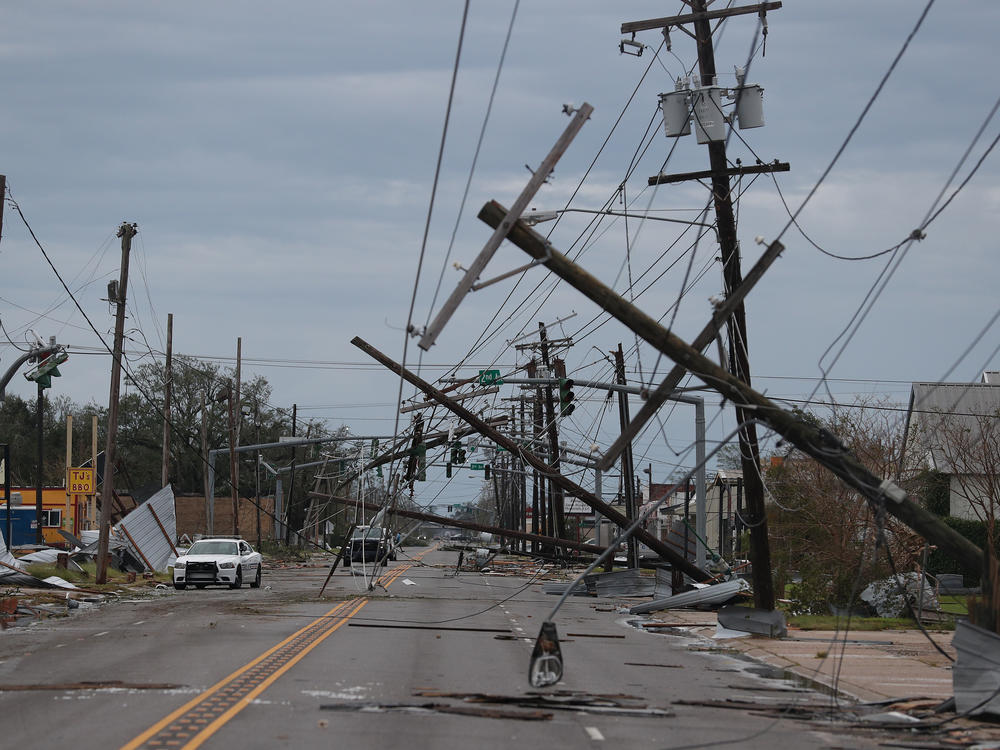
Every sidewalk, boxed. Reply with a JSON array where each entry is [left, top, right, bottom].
[[657, 609, 956, 703]]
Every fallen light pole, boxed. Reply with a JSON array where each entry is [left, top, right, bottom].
[[351, 336, 712, 582]]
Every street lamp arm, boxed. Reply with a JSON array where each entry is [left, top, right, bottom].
[[0, 344, 61, 400]]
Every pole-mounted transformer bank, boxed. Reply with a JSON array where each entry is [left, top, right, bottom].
[[659, 68, 765, 142]]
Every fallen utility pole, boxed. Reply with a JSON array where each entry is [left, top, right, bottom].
[[310, 492, 606, 557], [597, 235, 785, 471], [400, 386, 499, 414], [351, 336, 712, 581], [97, 221, 137, 584], [419, 103, 593, 350], [478, 200, 984, 574]]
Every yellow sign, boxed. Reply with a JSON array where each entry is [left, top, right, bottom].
[[67, 467, 95, 495]]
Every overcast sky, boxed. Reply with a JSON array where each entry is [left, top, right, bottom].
[[2, 1, 998, 509]]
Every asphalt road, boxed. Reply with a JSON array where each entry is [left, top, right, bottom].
[[0, 547, 888, 749]]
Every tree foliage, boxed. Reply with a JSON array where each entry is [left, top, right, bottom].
[[766, 399, 923, 615], [0, 356, 331, 505]]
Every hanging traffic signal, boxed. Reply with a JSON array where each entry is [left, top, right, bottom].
[[446, 462, 452, 478], [417, 443, 427, 481], [24, 350, 68, 391], [558, 377, 575, 416], [484, 464, 491, 480], [451, 440, 466, 465]]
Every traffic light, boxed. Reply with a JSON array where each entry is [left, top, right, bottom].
[[451, 440, 466, 465], [446, 462, 452, 478], [484, 464, 491, 480], [417, 443, 427, 481], [24, 350, 68, 391], [558, 377, 575, 416]]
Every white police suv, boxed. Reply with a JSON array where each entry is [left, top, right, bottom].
[[172, 538, 263, 590]]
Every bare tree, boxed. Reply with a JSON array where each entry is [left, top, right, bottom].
[[918, 405, 1000, 631]]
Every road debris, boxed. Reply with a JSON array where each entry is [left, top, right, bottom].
[[413, 690, 674, 717], [0, 680, 183, 691], [319, 701, 552, 721], [629, 579, 748, 614]]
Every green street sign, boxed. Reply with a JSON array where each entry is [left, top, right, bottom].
[[470, 463, 485, 470], [478, 369, 502, 386]]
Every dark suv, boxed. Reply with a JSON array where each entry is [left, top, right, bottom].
[[345, 525, 396, 565]]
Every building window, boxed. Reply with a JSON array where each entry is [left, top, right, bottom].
[[40, 509, 62, 527]]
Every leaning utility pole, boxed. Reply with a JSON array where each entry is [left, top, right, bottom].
[[161, 313, 173, 488], [480, 200, 985, 577], [96, 222, 137, 584], [620, 1, 782, 610]]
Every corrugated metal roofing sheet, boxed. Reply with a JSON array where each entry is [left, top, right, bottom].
[[114, 485, 177, 571]]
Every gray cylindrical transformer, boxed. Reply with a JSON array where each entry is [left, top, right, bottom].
[[735, 84, 764, 129], [692, 87, 726, 143], [659, 91, 691, 137]]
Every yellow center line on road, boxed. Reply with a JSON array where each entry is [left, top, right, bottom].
[[121, 548, 435, 750]]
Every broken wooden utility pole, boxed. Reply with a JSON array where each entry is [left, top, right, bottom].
[[97, 221, 137, 584], [161, 312, 173, 489], [478, 200, 984, 575], [351, 336, 712, 582]]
